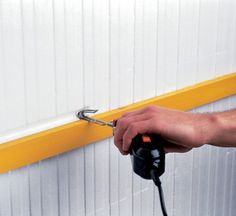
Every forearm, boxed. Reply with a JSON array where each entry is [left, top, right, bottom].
[[113, 106, 236, 154], [205, 109, 236, 147]]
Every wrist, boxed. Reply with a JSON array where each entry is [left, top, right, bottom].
[[198, 113, 219, 146], [203, 112, 228, 146]]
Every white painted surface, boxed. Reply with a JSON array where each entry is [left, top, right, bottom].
[[0, 0, 236, 215]]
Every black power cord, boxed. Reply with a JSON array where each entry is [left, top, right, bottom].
[[150, 169, 168, 216]]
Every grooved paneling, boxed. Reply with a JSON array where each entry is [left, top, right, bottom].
[[0, 0, 236, 215]]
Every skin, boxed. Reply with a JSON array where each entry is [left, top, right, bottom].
[[113, 106, 236, 155]]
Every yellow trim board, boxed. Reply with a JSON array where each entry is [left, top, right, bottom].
[[0, 72, 236, 173]]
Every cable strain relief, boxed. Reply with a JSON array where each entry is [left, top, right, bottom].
[[150, 169, 161, 186]]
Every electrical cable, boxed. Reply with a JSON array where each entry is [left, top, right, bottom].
[[150, 169, 168, 216]]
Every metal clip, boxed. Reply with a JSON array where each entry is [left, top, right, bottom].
[[77, 109, 114, 128]]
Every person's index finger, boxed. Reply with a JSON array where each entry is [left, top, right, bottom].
[[115, 113, 152, 143], [122, 120, 152, 152], [121, 106, 151, 118]]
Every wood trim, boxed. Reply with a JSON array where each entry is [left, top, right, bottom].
[[0, 72, 236, 173]]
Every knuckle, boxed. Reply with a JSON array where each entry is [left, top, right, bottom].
[[145, 105, 157, 113], [129, 122, 138, 134], [123, 136, 132, 150], [150, 105, 158, 111], [117, 118, 129, 127], [121, 111, 131, 118], [114, 135, 122, 146]]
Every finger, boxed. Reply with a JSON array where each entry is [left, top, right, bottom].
[[121, 109, 145, 118], [119, 149, 129, 155], [115, 113, 151, 138], [114, 114, 151, 151], [122, 120, 153, 152], [163, 143, 192, 153], [121, 150, 129, 155], [121, 106, 157, 118]]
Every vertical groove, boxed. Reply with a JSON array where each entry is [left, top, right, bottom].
[[67, 155, 71, 216], [27, 166, 32, 216], [131, 0, 136, 215], [0, 0, 7, 134], [154, 0, 160, 213], [212, 1, 221, 215], [33, 0, 40, 121], [189, 0, 201, 207], [0, 0, 7, 132], [19, 1, 31, 215], [176, 0, 181, 90], [152, 184, 155, 216], [117, 0, 121, 107], [224, 98, 232, 215], [214, 0, 221, 76], [189, 149, 194, 215], [141, 0, 144, 99], [20, 0, 28, 126], [52, 0, 58, 116], [33, 1, 42, 214], [65, 2, 70, 214], [51, 1, 61, 214], [132, 0, 136, 103], [118, 155, 120, 216], [172, 0, 181, 213], [9, 172, 13, 216], [190, 0, 201, 214], [108, 138, 111, 216], [39, 161, 43, 216], [190, 1, 201, 214], [108, 0, 112, 214], [63, 0, 69, 113], [154, 0, 160, 97], [228, 96, 235, 216], [230, 1, 236, 71], [83, 147, 87, 215], [195, 0, 201, 84], [117, 1, 121, 215], [92, 0, 96, 213], [27, 165, 32, 216], [228, 147, 236, 216], [141, 0, 145, 213], [221, 100, 231, 216], [172, 159, 176, 216], [81, 0, 87, 214], [56, 156, 61, 216], [81, 0, 85, 108]]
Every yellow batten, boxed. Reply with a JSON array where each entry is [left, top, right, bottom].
[[0, 72, 236, 173]]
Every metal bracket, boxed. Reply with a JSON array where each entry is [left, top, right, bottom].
[[77, 109, 114, 128]]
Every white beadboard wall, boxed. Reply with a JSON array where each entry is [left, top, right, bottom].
[[0, 0, 236, 216]]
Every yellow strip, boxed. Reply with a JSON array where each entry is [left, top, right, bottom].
[[0, 72, 236, 173]]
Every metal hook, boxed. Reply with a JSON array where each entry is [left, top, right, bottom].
[[77, 109, 114, 127]]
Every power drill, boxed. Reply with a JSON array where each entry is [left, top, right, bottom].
[[130, 134, 167, 216], [77, 109, 168, 216]]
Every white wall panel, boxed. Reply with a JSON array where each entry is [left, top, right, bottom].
[[68, 149, 85, 216], [0, 0, 236, 215], [53, 0, 68, 115], [0, 173, 11, 216], [22, 0, 39, 123], [0, 0, 6, 133], [109, 2, 122, 215], [116, 0, 134, 215], [28, 163, 42, 216], [82, 0, 95, 214], [34, 0, 56, 120], [133, 1, 158, 215], [1, 0, 26, 130]]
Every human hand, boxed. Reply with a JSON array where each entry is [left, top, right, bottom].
[[113, 106, 214, 155]]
